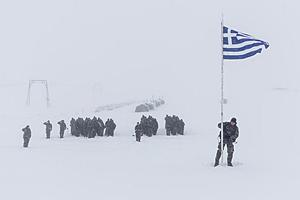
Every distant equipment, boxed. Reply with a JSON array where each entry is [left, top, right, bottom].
[[135, 104, 152, 113], [135, 99, 165, 113], [95, 101, 137, 112], [26, 80, 50, 107]]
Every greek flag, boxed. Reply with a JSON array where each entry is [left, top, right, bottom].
[[223, 26, 269, 60]]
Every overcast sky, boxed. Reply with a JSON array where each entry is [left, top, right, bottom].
[[0, 0, 298, 109]]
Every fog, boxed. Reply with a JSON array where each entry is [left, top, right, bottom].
[[0, 0, 298, 111], [0, 2, 299, 199]]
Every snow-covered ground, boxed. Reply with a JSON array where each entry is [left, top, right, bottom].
[[0, 87, 299, 200], [0, 0, 300, 199]]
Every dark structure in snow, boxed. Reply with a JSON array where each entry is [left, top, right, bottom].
[[145, 103, 155, 110], [95, 101, 136, 112], [135, 104, 151, 112], [153, 99, 165, 107], [134, 98, 165, 113]]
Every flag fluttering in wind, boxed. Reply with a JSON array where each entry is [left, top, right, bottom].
[[223, 26, 269, 60]]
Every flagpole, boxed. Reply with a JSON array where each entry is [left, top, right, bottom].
[[220, 14, 224, 164]]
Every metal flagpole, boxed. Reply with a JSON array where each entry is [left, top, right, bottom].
[[220, 14, 224, 164]]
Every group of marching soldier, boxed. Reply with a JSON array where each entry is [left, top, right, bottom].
[[22, 115, 243, 167], [135, 115, 159, 142], [70, 117, 116, 138], [21, 117, 116, 147], [134, 115, 185, 142], [165, 115, 185, 136], [22, 115, 185, 147], [22, 116, 242, 167]]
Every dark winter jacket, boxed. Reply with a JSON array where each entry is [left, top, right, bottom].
[[110, 120, 116, 130], [165, 116, 171, 129], [58, 121, 66, 132], [22, 126, 31, 139], [135, 124, 143, 136], [44, 121, 52, 132], [153, 119, 158, 131], [218, 122, 239, 142]]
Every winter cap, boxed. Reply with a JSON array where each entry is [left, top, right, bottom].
[[230, 118, 237, 124]]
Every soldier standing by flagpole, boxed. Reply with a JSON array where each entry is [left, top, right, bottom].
[[214, 17, 269, 167]]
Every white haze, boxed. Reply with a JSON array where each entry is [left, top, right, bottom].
[[0, 0, 299, 110], [0, 0, 299, 199]]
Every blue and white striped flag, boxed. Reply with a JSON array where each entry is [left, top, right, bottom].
[[223, 26, 269, 60]]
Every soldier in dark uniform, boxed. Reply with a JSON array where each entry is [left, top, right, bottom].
[[92, 117, 100, 137], [171, 116, 179, 135], [97, 117, 105, 136], [85, 118, 90, 137], [214, 117, 239, 167], [22, 125, 31, 148], [78, 117, 84, 137], [178, 119, 185, 135], [165, 115, 171, 136], [70, 118, 76, 136], [74, 118, 82, 137], [153, 118, 158, 135], [86, 118, 93, 138], [43, 120, 52, 139], [140, 116, 147, 136], [58, 120, 67, 138], [104, 119, 110, 136], [82, 118, 89, 137], [110, 119, 116, 136], [148, 116, 154, 136], [145, 117, 152, 137], [135, 122, 142, 142]]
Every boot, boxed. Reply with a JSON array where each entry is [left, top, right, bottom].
[[214, 150, 221, 167], [227, 152, 233, 167]]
